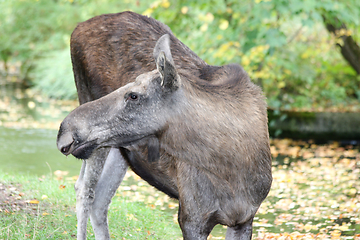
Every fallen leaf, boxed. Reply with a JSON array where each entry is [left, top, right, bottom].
[[331, 229, 341, 238]]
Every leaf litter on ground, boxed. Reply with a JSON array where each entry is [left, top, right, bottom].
[[1, 139, 359, 239]]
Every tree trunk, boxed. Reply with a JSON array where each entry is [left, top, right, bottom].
[[323, 16, 360, 75]]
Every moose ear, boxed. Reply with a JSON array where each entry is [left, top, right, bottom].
[[153, 34, 180, 91]]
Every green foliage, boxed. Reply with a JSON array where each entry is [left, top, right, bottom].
[[0, 0, 77, 80], [0, 0, 359, 109], [0, 0, 150, 98], [31, 48, 77, 99], [146, 0, 360, 110]]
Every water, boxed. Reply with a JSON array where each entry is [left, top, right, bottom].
[[0, 127, 82, 176], [0, 81, 81, 176]]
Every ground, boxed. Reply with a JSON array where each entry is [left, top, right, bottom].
[[0, 182, 27, 213]]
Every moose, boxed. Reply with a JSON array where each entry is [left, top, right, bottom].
[[57, 11, 272, 240]]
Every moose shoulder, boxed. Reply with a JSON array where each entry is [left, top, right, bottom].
[[57, 11, 272, 240]]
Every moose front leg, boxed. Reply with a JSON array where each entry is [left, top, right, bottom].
[[177, 201, 216, 240], [74, 147, 109, 240], [176, 167, 218, 240], [90, 148, 128, 239], [225, 218, 254, 240]]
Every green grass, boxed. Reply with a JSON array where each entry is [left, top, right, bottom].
[[0, 171, 182, 239]]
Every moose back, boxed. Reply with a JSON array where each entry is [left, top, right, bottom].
[[57, 11, 272, 240]]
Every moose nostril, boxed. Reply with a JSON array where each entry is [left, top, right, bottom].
[[57, 131, 75, 155], [61, 145, 71, 154], [59, 139, 75, 156]]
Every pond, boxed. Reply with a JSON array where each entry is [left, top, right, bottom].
[[0, 82, 81, 176], [0, 127, 81, 176]]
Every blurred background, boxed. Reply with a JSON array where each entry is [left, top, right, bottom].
[[0, 0, 359, 137], [0, 1, 359, 239]]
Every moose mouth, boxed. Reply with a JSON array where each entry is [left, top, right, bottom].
[[58, 131, 156, 160], [71, 141, 98, 159], [59, 138, 98, 160], [69, 138, 145, 159]]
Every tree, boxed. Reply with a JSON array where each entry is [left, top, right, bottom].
[[146, 0, 360, 110], [1, 0, 359, 109], [323, 16, 360, 75]]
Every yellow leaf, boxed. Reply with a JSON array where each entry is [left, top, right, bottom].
[[219, 19, 229, 30], [54, 170, 69, 178], [142, 8, 153, 16], [331, 229, 341, 238], [168, 202, 178, 209], [161, 0, 170, 8], [29, 200, 39, 204], [338, 29, 347, 36], [181, 6, 188, 14], [126, 213, 138, 221], [348, 188, 357, 196], [241, 56, 250, 66], [304, 224, 313, 232], [277, 81, 286, 89], [338, 222, 349, 231], [200, 23, 208, 32], [27, 101, 36, 109], [214, 43, 231, 58], [205, 13, 214, 22], [42, 212, 50, 216], [301, 52, 309, 59], [284, 69, 292, 75]]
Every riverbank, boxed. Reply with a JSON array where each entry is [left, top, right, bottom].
[[1, 86, 360, 142], [269, 110, 360, 141]]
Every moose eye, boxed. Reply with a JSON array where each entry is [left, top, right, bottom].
[[127, 92, 139, 101]]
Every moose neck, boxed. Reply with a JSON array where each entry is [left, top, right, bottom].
[[166, 84, 253, 156], [158, 73, 271, 181]]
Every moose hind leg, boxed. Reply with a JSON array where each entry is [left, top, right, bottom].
[[225, 218, 254, 240], [75, 148, 109, 240], [90, 148, 129, 240]]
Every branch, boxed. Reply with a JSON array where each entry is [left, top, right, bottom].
[[323, 15, 360, 75]]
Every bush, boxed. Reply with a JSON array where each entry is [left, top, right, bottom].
[[31, 48, 77, 99]]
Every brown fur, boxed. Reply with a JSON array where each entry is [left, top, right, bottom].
[[58, 11, 272, 240]]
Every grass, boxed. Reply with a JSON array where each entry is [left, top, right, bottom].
[[0, 171, 182, 239]]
